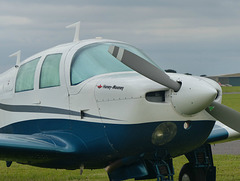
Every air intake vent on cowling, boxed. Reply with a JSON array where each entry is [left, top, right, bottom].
[[146, 91, 165, 103]]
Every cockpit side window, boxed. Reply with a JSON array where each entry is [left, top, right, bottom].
[[15, 57, 40, 93], [40, 53, 62, 89]]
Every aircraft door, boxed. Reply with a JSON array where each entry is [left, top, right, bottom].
[[35, 53, 70, 132], [66, 45, 116, 156]]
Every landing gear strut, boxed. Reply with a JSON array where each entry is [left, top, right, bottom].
[[150, 158, 174, 181], [179, 144, 216, 181], [147, 150, 175, 181], [135, 150, 175, 181]]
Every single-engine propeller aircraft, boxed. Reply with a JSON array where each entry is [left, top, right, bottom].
[[0, 22, 240, 181]]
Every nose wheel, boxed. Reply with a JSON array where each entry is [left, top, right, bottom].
[[179, 144, 216, 181], [179, 163, 206, 181]]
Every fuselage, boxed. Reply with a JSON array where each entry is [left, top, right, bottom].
[[0, 39, 220, 169]]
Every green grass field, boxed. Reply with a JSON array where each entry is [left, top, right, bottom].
[[221, 86, 240, 93], [222, 86, 240, 112], [0, 155, 239, 181], [0, 86, 239, 181]]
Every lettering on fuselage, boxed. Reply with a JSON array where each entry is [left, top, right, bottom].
[[97, 84, 124, 91]]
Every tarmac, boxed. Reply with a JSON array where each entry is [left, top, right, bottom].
[[211, 140, 240, 155]]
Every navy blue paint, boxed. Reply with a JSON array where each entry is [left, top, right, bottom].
[[0, 119, 117, 168], [104, 120, 215, 158], [0, 119, 215, 169], [206, 125, 229, 143], [108, 159, 148, 180]]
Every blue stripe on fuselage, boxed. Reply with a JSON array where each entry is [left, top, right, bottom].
[[0, 103, 121, 121], [206, 125, 229, 143]]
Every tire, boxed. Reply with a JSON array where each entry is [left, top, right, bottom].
[[179, 163, 206, 181], [179, 163, 194, 181]]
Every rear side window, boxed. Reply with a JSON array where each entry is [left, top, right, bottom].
[[15, 57, 40, 92], [40, 54, 62, 89]]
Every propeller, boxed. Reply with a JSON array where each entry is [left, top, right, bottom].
[[108, 45, 181, 92], [206, 102, 240, 133], [108, 44, 240, 132], [108, 45, 217, 115]]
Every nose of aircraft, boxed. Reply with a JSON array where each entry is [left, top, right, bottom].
[[108, 45, 218, 116], [171, 75, 217, 115]]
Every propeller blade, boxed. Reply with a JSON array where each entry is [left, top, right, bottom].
[[206, 102, 240, 133], [108, 45, 181, 92]]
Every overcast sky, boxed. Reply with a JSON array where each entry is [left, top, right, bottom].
[[1, 0, 240, 76]]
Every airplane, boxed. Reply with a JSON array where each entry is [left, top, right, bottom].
[[0, 21, 240, 181]]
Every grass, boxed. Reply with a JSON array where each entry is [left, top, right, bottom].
[[222, 94, 240, 112], [0, 155, 239, 181], [222, 86, 240, 112], [222, 86, 240, 93], [0, 86, 239, 181], [0, 161, 109, 181]]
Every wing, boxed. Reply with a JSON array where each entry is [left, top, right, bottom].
[[207, 121, 240, 144], [0, 132, 86, 166]]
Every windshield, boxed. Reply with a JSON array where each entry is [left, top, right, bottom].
[[70, 42, 156, 85]]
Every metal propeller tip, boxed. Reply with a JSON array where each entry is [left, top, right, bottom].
[[206, 102, 240, 133]]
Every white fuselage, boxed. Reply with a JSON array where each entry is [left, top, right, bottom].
[[0, 39, 222, 161]]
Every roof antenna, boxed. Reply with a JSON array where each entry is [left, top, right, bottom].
[[9, 50, 21, 68], [66, 21, 81, 42]]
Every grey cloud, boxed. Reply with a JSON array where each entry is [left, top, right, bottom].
[[0, 0, 240, 75]]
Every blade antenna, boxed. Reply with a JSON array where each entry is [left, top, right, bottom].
[[9, 50, 21, 68], [66, 21, 81, 42]]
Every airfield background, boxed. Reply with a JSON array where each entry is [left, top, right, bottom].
[[210, 80, 240, 154], [165, 69, 240, 87], [212, 140, 240, 155], [209, 73, 240, 86]]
